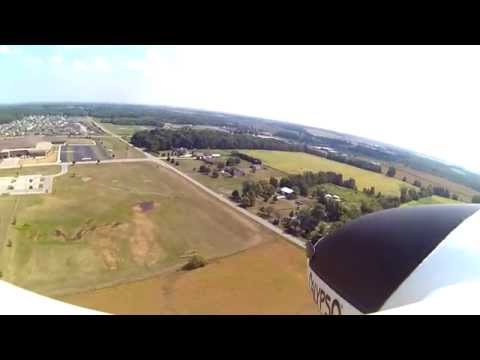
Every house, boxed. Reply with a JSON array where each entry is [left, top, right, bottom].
[[324, 193, 333, 199], [280, 187, 294, 196], [332, 195, 341, 201], [211, 153, 221, 158], [250, 164, 262, 170], [225, 166, 245, 177]]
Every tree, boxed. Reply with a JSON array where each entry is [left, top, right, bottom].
[[472, 195, 480, 203], [240, 195, 252, 208], [211, 170, 219, 178], [96, 159, 100, 165], [360, 200, 374, 214], [413, 180, 422, 188], [311, 203, 327, 221], [231, 189, 240, 202], [402, 176, 407, 182], [452, 194, 459, 201], [72, 160, 76, 166], [182, 254, 207, 271], [175, 161, 180, 166], [269, 176, 279, 188], [400, 187, 410, 203], [386, 166, 396, 177], [325, 199, 344, 222], [408, 188, 419, 201]]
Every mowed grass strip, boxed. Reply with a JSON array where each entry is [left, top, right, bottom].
[[401, 195, 463, 207], [0, 162, 281, 297], [96, 136, 145, 159], [245, 150, 416, 197], [0, 165, 61, 177], [101, 123, 155, 141]]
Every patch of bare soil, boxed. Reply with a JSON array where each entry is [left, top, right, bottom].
[[130, 204, 164, 267], [81, 177, 92, 182], [91, 223, 128, 271]]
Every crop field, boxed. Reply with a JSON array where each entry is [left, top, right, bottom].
[[401, 195, 463, 207], [59, 240, 316, 314], [392, 164, 479, 202], [245, 150, 417, 197], [0, 162, 288, 301], [96, 136, 145, 159], [101, 123, 155, 140]]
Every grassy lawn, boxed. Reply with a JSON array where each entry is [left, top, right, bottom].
[[0, 166, 60, 177], [96, 136, 145, 159], [101, 123, 155, 141], [0, 162, 281, 298], [245, 150, 417, 197], [401, 195, 463, 207]]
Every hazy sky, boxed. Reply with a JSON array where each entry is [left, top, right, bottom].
[[0, 45, 479, 172]]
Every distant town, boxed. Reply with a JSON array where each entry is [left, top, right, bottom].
[[0, 115, 95, 137]]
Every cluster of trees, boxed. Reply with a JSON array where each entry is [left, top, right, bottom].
[[472, 195, 480, 203], [277, 171, 357, 197], [230, 151, 262, 164], [131, 128, 304, 153], [386, 166, 396, 177]]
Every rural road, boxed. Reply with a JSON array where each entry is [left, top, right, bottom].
[[1, 121, 307, 250]]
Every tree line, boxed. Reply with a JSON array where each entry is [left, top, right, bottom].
[[130, 128, 304, 153]]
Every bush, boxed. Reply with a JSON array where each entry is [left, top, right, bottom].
[[182, 255, 207, 271]]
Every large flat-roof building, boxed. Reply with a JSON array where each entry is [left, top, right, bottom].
[[0, 137, 53, 159]]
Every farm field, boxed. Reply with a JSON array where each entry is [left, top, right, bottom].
[[96, 136, 145, 159], [0, 162, 286, 301], [401, 195, 463, 207], [0, 165, 60, 177], [245, 150, 416, 197], [59, 240, 316, 314], [391, 164, 479, 202], [100, 123, 156, 140]]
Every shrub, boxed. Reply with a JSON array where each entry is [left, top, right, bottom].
[[182, 255, 207, 271]]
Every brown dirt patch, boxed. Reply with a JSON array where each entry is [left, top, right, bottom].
[[130, 204, 164, 267]]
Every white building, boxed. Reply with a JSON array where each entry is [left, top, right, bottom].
[[280, 187, 294, 196]]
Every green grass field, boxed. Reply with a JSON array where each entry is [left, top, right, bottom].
[[101, 123, 155, 141], [245, 150, 416, 197], [401, 195, 463, 207], [0, 162, 277, 297], [96, 137, 145, 159]]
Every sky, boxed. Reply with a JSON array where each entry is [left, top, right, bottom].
[[0, 45, 479, 172]]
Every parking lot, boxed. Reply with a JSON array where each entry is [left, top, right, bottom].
[[60, 144, 109, 163]]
